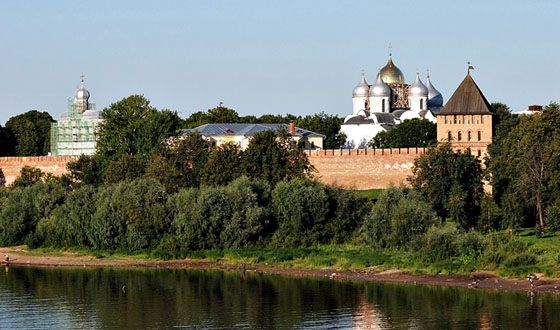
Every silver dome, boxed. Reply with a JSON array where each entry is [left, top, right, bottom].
[[426, 75, 443, 107], [75, 76, 90, 100], [352, 72, 369, 97], [369, 72, 391, 97], [408, 72, 428, 97]]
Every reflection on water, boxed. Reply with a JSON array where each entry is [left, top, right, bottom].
[[0, 266, 559, 329]]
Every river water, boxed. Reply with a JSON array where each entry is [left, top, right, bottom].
[[0, 266, 559, 329]]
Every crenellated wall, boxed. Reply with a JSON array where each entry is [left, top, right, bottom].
[[305, 148, 426, 190], [0, 156, 78, 185], [0, 149, 424, 189]]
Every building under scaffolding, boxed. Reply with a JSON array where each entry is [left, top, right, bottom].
[[50, 77, 102, 156]]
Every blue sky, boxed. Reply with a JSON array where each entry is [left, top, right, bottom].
[[0, 0, 558, 124]]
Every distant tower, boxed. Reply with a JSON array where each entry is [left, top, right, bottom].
[[352, 71, 369, 115], [368, 72, 391, 113], [408, 72, 429, 112]]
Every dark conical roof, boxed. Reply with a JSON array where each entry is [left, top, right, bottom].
[[439, 74, 492, 115]]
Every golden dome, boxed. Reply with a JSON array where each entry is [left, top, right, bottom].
[[379, 55, 405, 84]]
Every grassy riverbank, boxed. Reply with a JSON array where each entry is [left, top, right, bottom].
[[10, 229, 559, 279]]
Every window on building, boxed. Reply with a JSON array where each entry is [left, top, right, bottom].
[[468, 131, 472, 141], [444, 116, 448, 124], [457, 131, 462, 141], [447, 131, 452, 141], [453, 115, 457, 124], [477, 131, 481, 141], [382, 99, 385, 112], [481, 115, 484, 124], [420, 99, 423, 110], [477, 150, 482, 157]]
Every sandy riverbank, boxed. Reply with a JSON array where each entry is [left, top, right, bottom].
[[2, 246, 560, 294]]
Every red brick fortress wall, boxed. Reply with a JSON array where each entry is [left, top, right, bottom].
[[0, 156, 78, 185], [306, 148, 426, 190], [0, 150, 424, 190]]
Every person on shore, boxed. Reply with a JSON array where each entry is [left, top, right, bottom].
[[4, 254, 9, 264]]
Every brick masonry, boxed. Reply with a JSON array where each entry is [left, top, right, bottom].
[[0, 156, 78, 185], [306, 148, 425, 190], [0, 150, 424, 189]]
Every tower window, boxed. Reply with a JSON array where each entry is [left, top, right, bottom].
[[468, 131, 472, 141], [447, 131, 452, 141], [420, 99, 423, 110], [477, 150, 482, 157], [481, 115, 484, 124], [453, 115, 457, 124], [457, 131, 462, 141], [444, 116, 448, 124], [477, 131, 481, 141], [382, 99, 385, 112]]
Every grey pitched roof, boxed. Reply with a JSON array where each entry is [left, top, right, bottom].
[[439, 74, 492, 115], [181, 123, 325, 138]]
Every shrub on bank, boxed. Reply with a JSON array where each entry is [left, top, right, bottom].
[[361, 187, 438, 249], [271, 178, 329, 247]]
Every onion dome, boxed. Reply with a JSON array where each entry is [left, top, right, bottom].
[[75, 76, 90, 100], [408, 72, 428, 97], [426, 74, 443, 107], [379, 55, 405, 84], [369, 72, 391, 97], [352, 72, 369, 97]]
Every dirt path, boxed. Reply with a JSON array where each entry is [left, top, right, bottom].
[[2, 246, 560, 294]]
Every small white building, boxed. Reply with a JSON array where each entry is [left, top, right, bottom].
[[340, 54, 442, 148]]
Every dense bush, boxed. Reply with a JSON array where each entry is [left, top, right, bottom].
[[271, 178, 329, 247], [421, 222, 461, 262], [361, 187, 438, 249], [324, 186, 369, 244], [36, 185, 96, 247]]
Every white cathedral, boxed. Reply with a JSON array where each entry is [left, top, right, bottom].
[[341, 54, 443, 148]]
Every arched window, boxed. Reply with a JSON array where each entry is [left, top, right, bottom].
[[447, 131, 452, 141], [382, 99, 385, 112], [468, 131, 472, 141], [420, 99, 424, 110], [457, 131, 462, 141], [477, 131, 481, 141]]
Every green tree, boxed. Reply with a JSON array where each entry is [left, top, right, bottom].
[[89, 178, 169, 250], [296, 112, 346, 149], [5, 110, 54, 156], [66, 155, 105, 186], [144, 156, 182, 193], [489, 103, 560, 229], [361, 186, 437, 249], [163, 131, 212, 188], [243, 129, 313, 185], [271, 178, 328, 247], [104, 154, 146, 184], [201, 142, 243, 186], [369, 119, 436, 148], [183, 106, 240, 128], [221, 177, 273, 247], [0, 125, 16, 156], [12, 166, 44, 188], [96, 95, 181, 158], [409, 144, 484, 228], [35, 185, 96, 247]]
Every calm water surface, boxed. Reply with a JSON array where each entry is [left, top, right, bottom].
[[0, 266, 559, 329]]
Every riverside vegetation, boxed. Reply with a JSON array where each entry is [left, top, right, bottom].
[[1, 95, 560, 278]]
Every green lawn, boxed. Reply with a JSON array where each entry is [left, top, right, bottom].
[[354, 189, 384, 201]]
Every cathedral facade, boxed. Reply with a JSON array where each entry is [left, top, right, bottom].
[[50, 78, 102, 156], [341, 54, 443, 148]]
